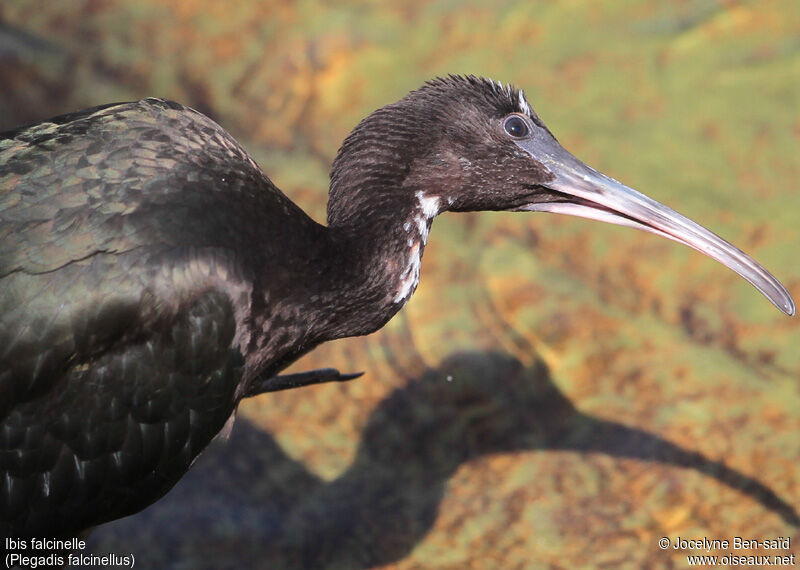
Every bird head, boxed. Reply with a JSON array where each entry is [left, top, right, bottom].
[[329, 75, 794, 315]]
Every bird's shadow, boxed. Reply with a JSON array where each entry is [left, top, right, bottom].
[[84, 351, 798, 569]]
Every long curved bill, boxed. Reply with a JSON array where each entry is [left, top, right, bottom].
[[512, 130, 795, 316]]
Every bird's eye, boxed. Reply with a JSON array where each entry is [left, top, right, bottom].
[[503, 115, 530, 139]]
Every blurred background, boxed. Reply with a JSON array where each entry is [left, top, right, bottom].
[[2, 0, 798, 567]]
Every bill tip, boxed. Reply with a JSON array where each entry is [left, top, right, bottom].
[[779, 296, 796, 316]]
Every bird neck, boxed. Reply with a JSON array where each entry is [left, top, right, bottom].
[[318, 188, 442, 341], [316, 102, 449, 341]]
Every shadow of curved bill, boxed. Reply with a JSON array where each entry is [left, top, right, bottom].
[[85, 351, 798, 569]]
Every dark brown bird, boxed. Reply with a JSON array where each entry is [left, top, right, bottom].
[[0, 76, 794, 539]]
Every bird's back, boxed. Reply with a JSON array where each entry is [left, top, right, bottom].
[[0, 97, 298, 276]]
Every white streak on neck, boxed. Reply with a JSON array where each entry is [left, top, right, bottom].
[[394, 244, 421, 303], [412, 192, 440, 245], [417, 192, 441, 218], [394, 193, 441, 303]]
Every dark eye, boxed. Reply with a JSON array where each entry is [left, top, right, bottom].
[[503, 115, 530, 138]]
